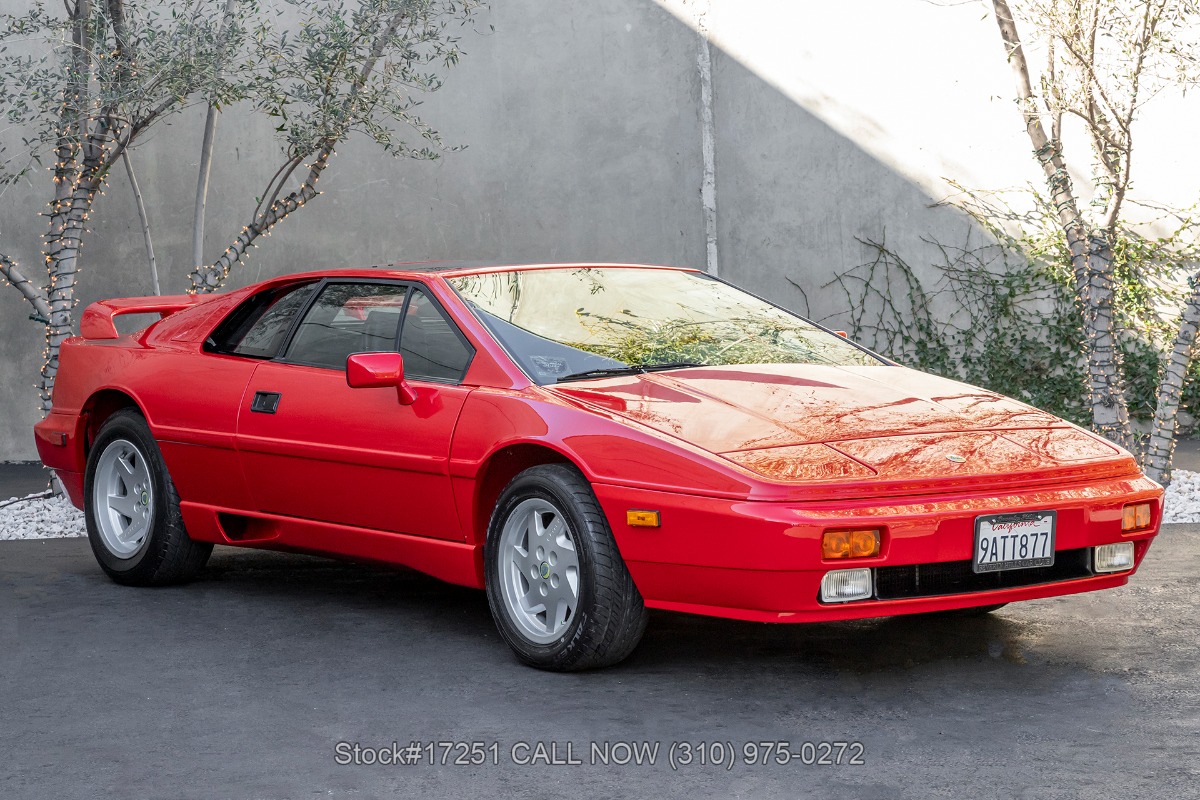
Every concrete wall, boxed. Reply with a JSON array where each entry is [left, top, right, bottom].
[[2, 0, 1198, 459]]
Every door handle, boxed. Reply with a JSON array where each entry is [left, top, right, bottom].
[[250, 391, 282, 414]]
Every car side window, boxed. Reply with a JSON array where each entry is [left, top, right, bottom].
[[206, 281, 319, 359], [284, 283, 410, 370], [399, 289, 473, 383]]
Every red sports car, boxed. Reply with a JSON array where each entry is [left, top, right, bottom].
[[35, 263, 1162, 670]]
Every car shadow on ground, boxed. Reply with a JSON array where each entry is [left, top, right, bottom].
[[190, 545, 1045, 676]]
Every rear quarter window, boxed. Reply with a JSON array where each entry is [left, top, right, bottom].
[[204, 282, 318, 359]]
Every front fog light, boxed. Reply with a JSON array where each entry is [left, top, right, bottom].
[[1094, 542, 1135, 573], [820, 568, 873, 603]]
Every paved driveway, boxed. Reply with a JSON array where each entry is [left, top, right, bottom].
[[2, 531, 1197, 799]]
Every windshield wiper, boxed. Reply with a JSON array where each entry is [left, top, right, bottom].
[[636, 361, 708, 373], [556, 361, 707, 383]]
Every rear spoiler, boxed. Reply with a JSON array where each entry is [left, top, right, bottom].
[[79, 295, 205, 340]]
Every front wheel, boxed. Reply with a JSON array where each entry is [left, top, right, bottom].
[[484, 464, 648, 671], [84, 409, 212, 586]]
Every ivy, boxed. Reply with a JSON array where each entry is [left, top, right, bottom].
[[828, 193, 1200, 431]]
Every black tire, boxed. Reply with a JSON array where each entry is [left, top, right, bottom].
[[484, 464, 648, 671], [84, 409, 212, 586]]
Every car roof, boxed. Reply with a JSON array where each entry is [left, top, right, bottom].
[[276, 262, 701, 282]]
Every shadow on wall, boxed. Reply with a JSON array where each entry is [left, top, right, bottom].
[[704, 39, 983, 326]]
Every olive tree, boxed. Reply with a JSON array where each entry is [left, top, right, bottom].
[[0, 0, 259, 411], [0, 0, 481, 411], [187, 0, 482, 291], [989, 0, 1200, 481]]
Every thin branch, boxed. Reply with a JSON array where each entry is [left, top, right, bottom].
[[121, 150, 160, 295], [991, 0, 1089, 252], [0, 254, 52, 320], [192, 106, 219, 268], [192, 0, 239, 269], [1055, 25, 1127, 137], [188, 6, 415, 292], [1123, 0, 1162, 132], [1047, 36, 1062, 140], [1099, 0, 1165, 233], [107, 93, 183, 166], [251, 153, 303, 223]]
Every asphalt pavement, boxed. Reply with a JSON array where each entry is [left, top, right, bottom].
[[1172, 437, 1200, 472], [1, 526, 1197, 799]]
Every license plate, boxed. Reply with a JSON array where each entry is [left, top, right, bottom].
[[973, 510, 1056, 573]]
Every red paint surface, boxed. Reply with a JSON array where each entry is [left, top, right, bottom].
[[35, 264, 1163, 620]]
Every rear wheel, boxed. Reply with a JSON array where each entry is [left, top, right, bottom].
[[84, 409, 212, 586], [484, 464, 647, 670]]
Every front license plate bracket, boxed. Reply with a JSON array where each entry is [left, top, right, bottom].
[[973, 510, 1056, 574]]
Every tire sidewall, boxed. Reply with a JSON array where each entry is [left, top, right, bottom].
[[484, 469, 600, 667], [84, 411, 171, 576]]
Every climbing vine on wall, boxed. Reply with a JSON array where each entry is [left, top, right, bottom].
[[828, 192, 1200, 435]]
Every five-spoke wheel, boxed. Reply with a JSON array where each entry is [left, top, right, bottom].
[[84, 409, 212, 585], [91, 439, 155, 559], [485, 464, 648, 670], [497, 497, 582, 644]]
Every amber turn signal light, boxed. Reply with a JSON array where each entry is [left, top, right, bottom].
[[1121, 503, 1152, 532], [822, 528, 881, 559], [627, 510, 661, 528]]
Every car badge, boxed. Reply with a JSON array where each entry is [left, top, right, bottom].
[[946, 454, 967, 463]]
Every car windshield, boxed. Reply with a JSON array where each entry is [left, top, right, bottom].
[[448, 267, 882, 384]]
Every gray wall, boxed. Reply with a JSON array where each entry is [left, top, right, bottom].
[[0, 0, 986, 460]]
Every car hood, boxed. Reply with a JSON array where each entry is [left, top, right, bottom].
[[547, 364, 1134, 490]]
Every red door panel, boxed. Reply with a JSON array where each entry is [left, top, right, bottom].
[[144, 351, 259, 511], [236, 361, 472, 540]]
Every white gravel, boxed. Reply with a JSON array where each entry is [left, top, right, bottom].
[[0, 492, 86, 540], [1, 469, 1199, 540], [1161, 469, 1200, 524]]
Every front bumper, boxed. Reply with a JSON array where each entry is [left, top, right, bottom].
[[594, 474, 1161, 622]]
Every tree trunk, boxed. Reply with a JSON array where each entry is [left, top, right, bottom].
[[36, 0, 96, 411], [191, 0, 238, 270], [122, 151, 160, 295], [1143, 276, 1200, 484], [40, 116, 115, 411], [991, 0, 1134, 451], [40, 179, 100, 412], [192, 107, 219, 270], [41, 171, 86, 411], [1082, 235, 1134, 448]]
